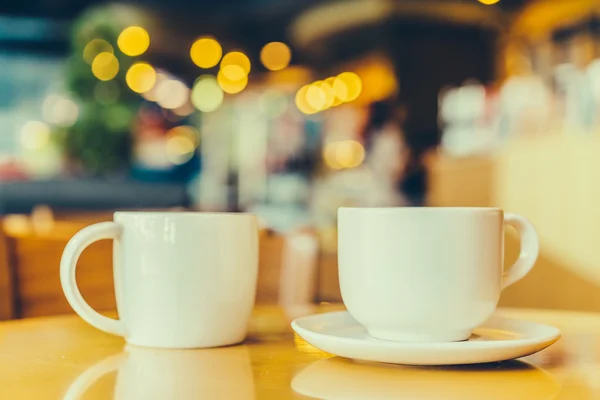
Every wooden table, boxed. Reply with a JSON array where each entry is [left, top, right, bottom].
[[0, 306, 599, 399]]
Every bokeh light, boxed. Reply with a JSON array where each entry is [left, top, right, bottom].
[[329, 76, 347, 105], [221, 65, 246, 81], [334, 72, 362, 102], [117, 26, 150, 56], [323, 142, 342, 169], [91, 52, 119, 81], [168, 125, 198, 145], [335, 140, 365, 168], [94, 81, 120, 104], [220, 52, 251, 76], [319, 80, 335, 109], [190, 38, 222, 68], [126, 62, 157, 93], [156, 79, 189, 109], [20, 121, 50, 150], [42, 95, 79, 127], [191, 75, 224, 112], [217, 69, 248, 94], [295, 85, 317, 115], [297, 73, 362, 113], [140, 72, 167, 102], [166, 126, 199, 165], [83, 39, 113, 65], [260, 42, 291, 71], [306, 83, 327, 111], [323, 140, 365, 169], [478, 0, 500, 4]]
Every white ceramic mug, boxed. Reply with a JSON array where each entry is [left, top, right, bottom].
[[338, 207, 539, 343], [60, 212, 258, 348]]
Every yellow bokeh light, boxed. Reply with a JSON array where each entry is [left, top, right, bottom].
[[306, 83, 327, 111], [336, 140, 365, 168], [329, 76, 347, 105], [334, 72, 362, 102], [166, 125, 198, 165], [191, 75, 224, 112], [220, 52, 251, 76], [323, 140, 365, 169], [20, 121, 50, 150], [117, 26, 150, 56], [295, 85, 317, 115], [126, 63, 157, 93], [217, 69, 248, 94], [478, 0, 500, 4], [156, 80, 189, 109], [260, 42, 291, 71], [83, 39, 113, 65], [323, 142, 342, 170], [166, 136, 196, 165], [91, 52, 119, 81], [319, 80, 335, 109], [221, 65, 246, 81], [4, 214, 32, 236], [168, 125, 199, 145], [190, 38, 222, 68]]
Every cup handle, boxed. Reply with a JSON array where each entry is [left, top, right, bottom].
[[502, 213, 539, 290], [60, 222, 126, 336]]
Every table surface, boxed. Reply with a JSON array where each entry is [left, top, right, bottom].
[[1, 305, 599, 399]]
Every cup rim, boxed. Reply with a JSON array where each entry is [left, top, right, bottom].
[[114, 211, 255, 219]]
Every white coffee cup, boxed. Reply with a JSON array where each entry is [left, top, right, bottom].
[[338, 207, 539, 343], [60, 212, 258, 349]]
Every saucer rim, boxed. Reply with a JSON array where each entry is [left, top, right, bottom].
[[291, 311, 561, 351]]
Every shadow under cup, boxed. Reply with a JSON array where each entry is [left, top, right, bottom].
[[337, 207, 539, 343]]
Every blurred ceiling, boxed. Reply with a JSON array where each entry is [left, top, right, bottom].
[[0, 0, 530, 64], [0, 0, 533, 150], [0, 0, 535, 86], [0, 0, 532, 19]]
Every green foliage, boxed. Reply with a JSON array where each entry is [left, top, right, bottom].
[[62, 5, 145, 175], [57, 103, 134, 175]]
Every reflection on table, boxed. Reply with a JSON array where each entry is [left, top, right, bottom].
[[0, 306, 600, 399], [292, 357, 559, 400]]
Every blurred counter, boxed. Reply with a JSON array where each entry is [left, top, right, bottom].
[[0, 179, 189, 214], [426, 135, 600, 312]]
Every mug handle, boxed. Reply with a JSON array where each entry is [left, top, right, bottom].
[[60, 222, 126, 336], [502, 213, 540, 290]]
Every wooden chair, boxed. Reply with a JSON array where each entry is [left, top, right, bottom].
[[0, 228, 14, 320], [0, 212, 115, 318]]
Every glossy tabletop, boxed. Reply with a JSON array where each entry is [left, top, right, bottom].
[[0, 305, 599, 399]]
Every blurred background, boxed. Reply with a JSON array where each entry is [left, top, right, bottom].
[[0, 0, 599, 319]]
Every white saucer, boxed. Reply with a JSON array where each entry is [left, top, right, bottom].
[[291, 311, 561, 365]]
